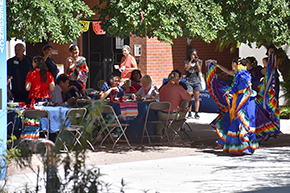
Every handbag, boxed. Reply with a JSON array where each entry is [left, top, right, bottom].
[[198, 72, 206, 91]]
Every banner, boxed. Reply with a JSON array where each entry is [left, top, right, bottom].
[[92, 21, 106, 35], [78, 20, 106, 35], [79, 20, 90, 32]]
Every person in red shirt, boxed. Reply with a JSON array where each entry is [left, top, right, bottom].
[[157, 71, 191, 136], [115, 45, 138, 80], [25, 56, 55, 103]]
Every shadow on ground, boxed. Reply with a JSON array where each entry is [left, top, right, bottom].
[[241, 185, 290, 193], [93, 122, 290, 154]]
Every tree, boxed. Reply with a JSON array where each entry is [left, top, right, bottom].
[[95, 0, 290, 79], [95, 0, 290, 47], [94, 0, 225, 44], [7, 0, 95, 44], [215, 0, 290, 48], [214, 0, 290, 81]]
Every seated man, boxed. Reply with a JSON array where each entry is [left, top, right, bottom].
[[50, 74, 77, 106], [99, 73, 124, 99], [159, 69, 187, 91], [157, 71, 191, 136], [65, 79, 88, 100]]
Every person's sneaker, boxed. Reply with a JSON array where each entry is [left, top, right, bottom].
[[187, 112, 193, 118], [194, 113, 200, 119]]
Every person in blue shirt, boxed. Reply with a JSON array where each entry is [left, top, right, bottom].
[[99, 73, 124, 99]]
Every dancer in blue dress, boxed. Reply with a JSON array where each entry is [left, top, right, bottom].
[[207, 57, 280, 155], [213, 58, 258, 154]]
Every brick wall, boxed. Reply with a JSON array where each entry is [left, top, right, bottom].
[[145, 37, 173, 86], [172, 38, 238, 75], [27, 38, 238, 88], [128, 37, 238, 86], [129, 36, 147, 76], [26, 42, 71, 66]]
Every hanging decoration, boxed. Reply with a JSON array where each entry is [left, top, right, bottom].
[[79, 20, 90, 32], [92, 21, 106, 35], [78, 20, 106, 35]]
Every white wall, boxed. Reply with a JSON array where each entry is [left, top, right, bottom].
[[240, 42, 290, 66], [7, 38, 26, 59], [239, 43, 267, 66]]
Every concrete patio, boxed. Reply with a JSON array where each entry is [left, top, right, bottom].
[[2, 112, 290, 193]]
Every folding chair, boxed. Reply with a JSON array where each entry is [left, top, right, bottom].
[[76, 99, 92, 108], [97, 80, 105, 90], [84, 88, 95, 96], [55, 108, 94, 152], [21, 109, 50, 140], [167, 100, 193, 143], [141, 101, 171, 144], [7, 110, 18, 148], [99, 105, 131, 149]]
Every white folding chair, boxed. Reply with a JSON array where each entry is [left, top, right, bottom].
[[99, 105, 131, 149], [21, 109, 50, 140], [55, 108, 94, 152], [141, 101, 171, 144], [167, 100, 193, 143]]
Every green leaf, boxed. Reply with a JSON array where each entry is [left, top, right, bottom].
[[7, 0, 95, 44]]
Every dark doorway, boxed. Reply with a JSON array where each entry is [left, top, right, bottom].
[[83, 23, 129, 90]]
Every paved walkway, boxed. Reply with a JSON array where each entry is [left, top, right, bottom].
[[2, 112, 290, 193]]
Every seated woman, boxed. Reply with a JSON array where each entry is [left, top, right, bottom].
[[130, 69, 142, 91], [134, 75, 159, 100], [123, 79, 137, 93], [99, 73, 124, 99], [25, 56, 55, 103]]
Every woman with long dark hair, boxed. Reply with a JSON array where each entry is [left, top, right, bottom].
[[184, 49, 201, 118], [25, 56, 55, 103], [130, 69, 142, 91]]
